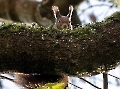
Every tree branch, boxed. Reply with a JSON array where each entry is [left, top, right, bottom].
[[0, 12, 120, 77]]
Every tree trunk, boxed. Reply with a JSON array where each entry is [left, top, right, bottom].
[[103, 73, 108, 89]]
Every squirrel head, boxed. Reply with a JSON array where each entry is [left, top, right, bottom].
[[52, 5, 73, 29]]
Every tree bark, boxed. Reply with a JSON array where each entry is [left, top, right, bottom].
[[0, 12, 120, 77]]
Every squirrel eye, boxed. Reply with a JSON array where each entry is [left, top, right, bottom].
[[58, 20, 60, 23]]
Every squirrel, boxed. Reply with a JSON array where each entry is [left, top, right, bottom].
[[52, 5, 74, 30]]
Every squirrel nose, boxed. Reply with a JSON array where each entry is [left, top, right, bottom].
[[62, 24, 68, 29]]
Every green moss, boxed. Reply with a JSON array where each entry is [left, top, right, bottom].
[[0, 11, 120, 77], [35, 82, 66, 89]]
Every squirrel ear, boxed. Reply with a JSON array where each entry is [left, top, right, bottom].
[[67, 5, 74, 20], [52, 6, 61, 19]]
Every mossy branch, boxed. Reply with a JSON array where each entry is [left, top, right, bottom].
[[0, 12, 120, 77]]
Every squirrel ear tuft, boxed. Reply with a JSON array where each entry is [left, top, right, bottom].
[[67, 5, 74, 19], [52, 6, 61, 19]]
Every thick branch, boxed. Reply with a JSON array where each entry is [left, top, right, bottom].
[[0, 12, 120, 77]]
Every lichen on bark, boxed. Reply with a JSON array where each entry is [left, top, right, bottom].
[[0, 11, 120, 77]]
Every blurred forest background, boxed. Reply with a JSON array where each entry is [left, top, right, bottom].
[[0, 0, 120, 89]]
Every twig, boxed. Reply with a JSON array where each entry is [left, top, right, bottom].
[[0, 75, 14, 82], [68, 82, 82, 89], [0, 74, 28, 88], [108, 73, 120, 80], [78, 77, 101, 89]]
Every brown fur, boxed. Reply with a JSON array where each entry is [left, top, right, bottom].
[[52, 5, 73, 29]]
